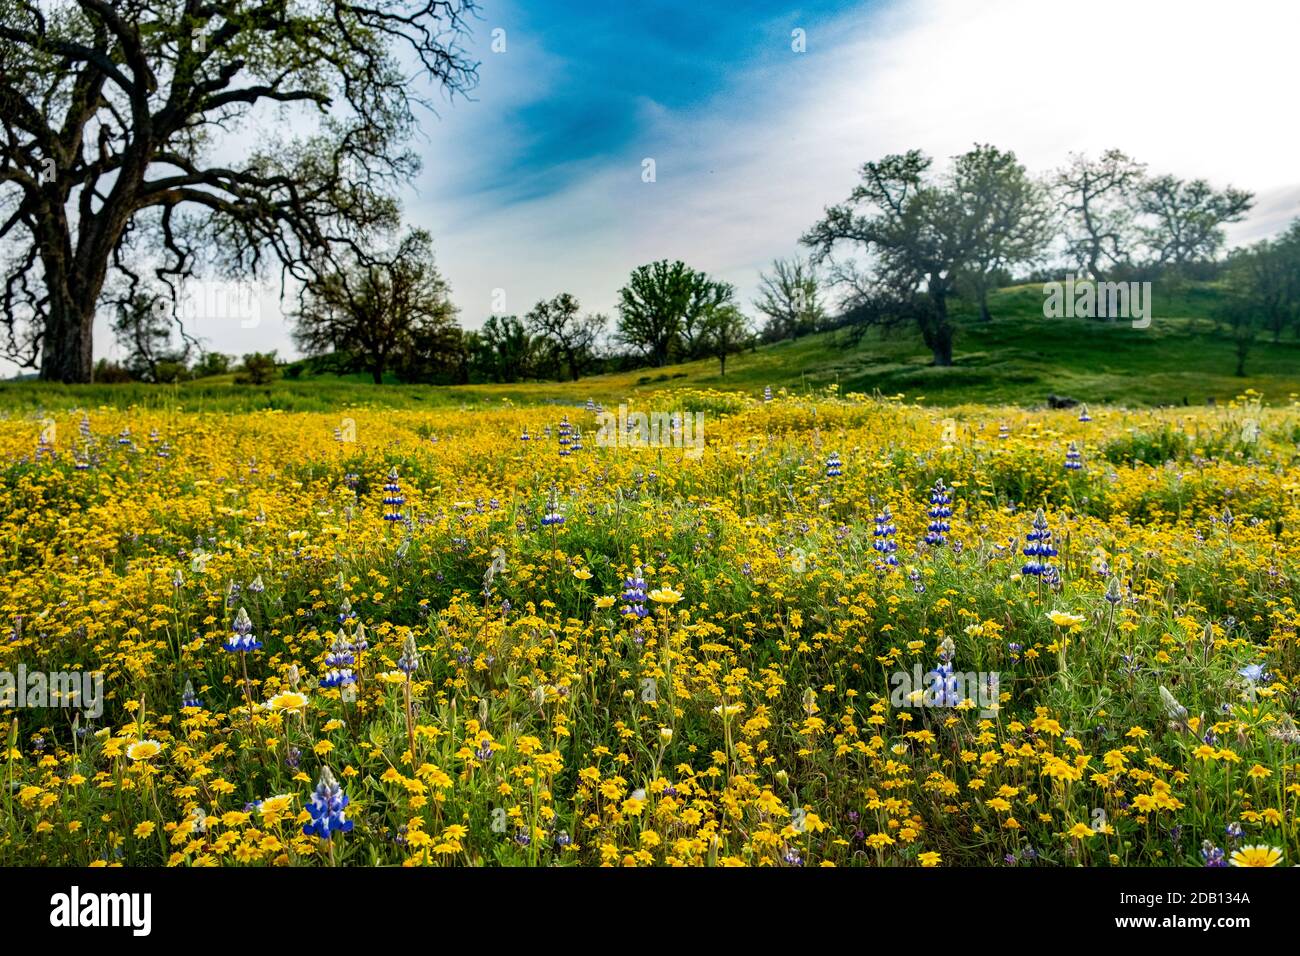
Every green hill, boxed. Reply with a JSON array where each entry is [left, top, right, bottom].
[[4, 280, 1298, 412]]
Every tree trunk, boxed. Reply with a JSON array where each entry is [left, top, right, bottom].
[[372, 366, 384, 384], [718, 354, 726, 377], [37, 175, 138, 382], [924, 287, 955, 367], [978, 287, 992, 323], [931, 330, 954, 366], [39, 266, 96, 383]]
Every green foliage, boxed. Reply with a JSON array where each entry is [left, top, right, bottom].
[[237, 352, 279, 386], [616, 260, 734, 366]]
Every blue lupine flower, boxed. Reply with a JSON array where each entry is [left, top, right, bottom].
[[382, 467, 405, 522], [1064, 441, 1083, 470], [873, 506, 899, 566], [1078, 404, 1092, 423], [939, 662, 962, 706], [303, 767, 353, 840], [397, 634, 420, 676], [620, 567, 649, 619], [928, 637, 960, 706], [1201, 841, 1227, 867], [1105, 577, 1122, 605], [337, 598, 356, 626], [223, 607, 263, 653], [997, 422, 1010, 440], [181, 680, 203, 710], [764, 385, 773, 402], [36, 429, 56, 462], [325, 631, 355, 668], [1238, 664, 1266, 685], [319, 631, 356, 689], [541, 490, 565, 527], [557, 416, 572, 457], [925, 479, 952, 546], [825, 452, 842, 478], [1021, 508, 1057, 577], [519, 426, 531, 442], [909, 568, 926, 594]]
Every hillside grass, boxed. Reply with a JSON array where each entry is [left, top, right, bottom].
[[2, 281, 1297, 413]]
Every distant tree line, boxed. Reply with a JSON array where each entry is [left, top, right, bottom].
[[281, 248, 753, 385], [796, 144, 1267, 367]]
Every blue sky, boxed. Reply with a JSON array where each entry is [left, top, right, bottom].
[[424, 2, 850, 204], [89, 0, 1300, 363]]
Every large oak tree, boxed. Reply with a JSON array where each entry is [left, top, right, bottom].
[[524, 292, 606, 382], [615, 259, 732, 366], [1139, 174, 1253, 270], [292, 228, 456, 384], [0, 0, 477, 381], [1052, 149, 1146, 280], [802, 150, 977, 367]]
